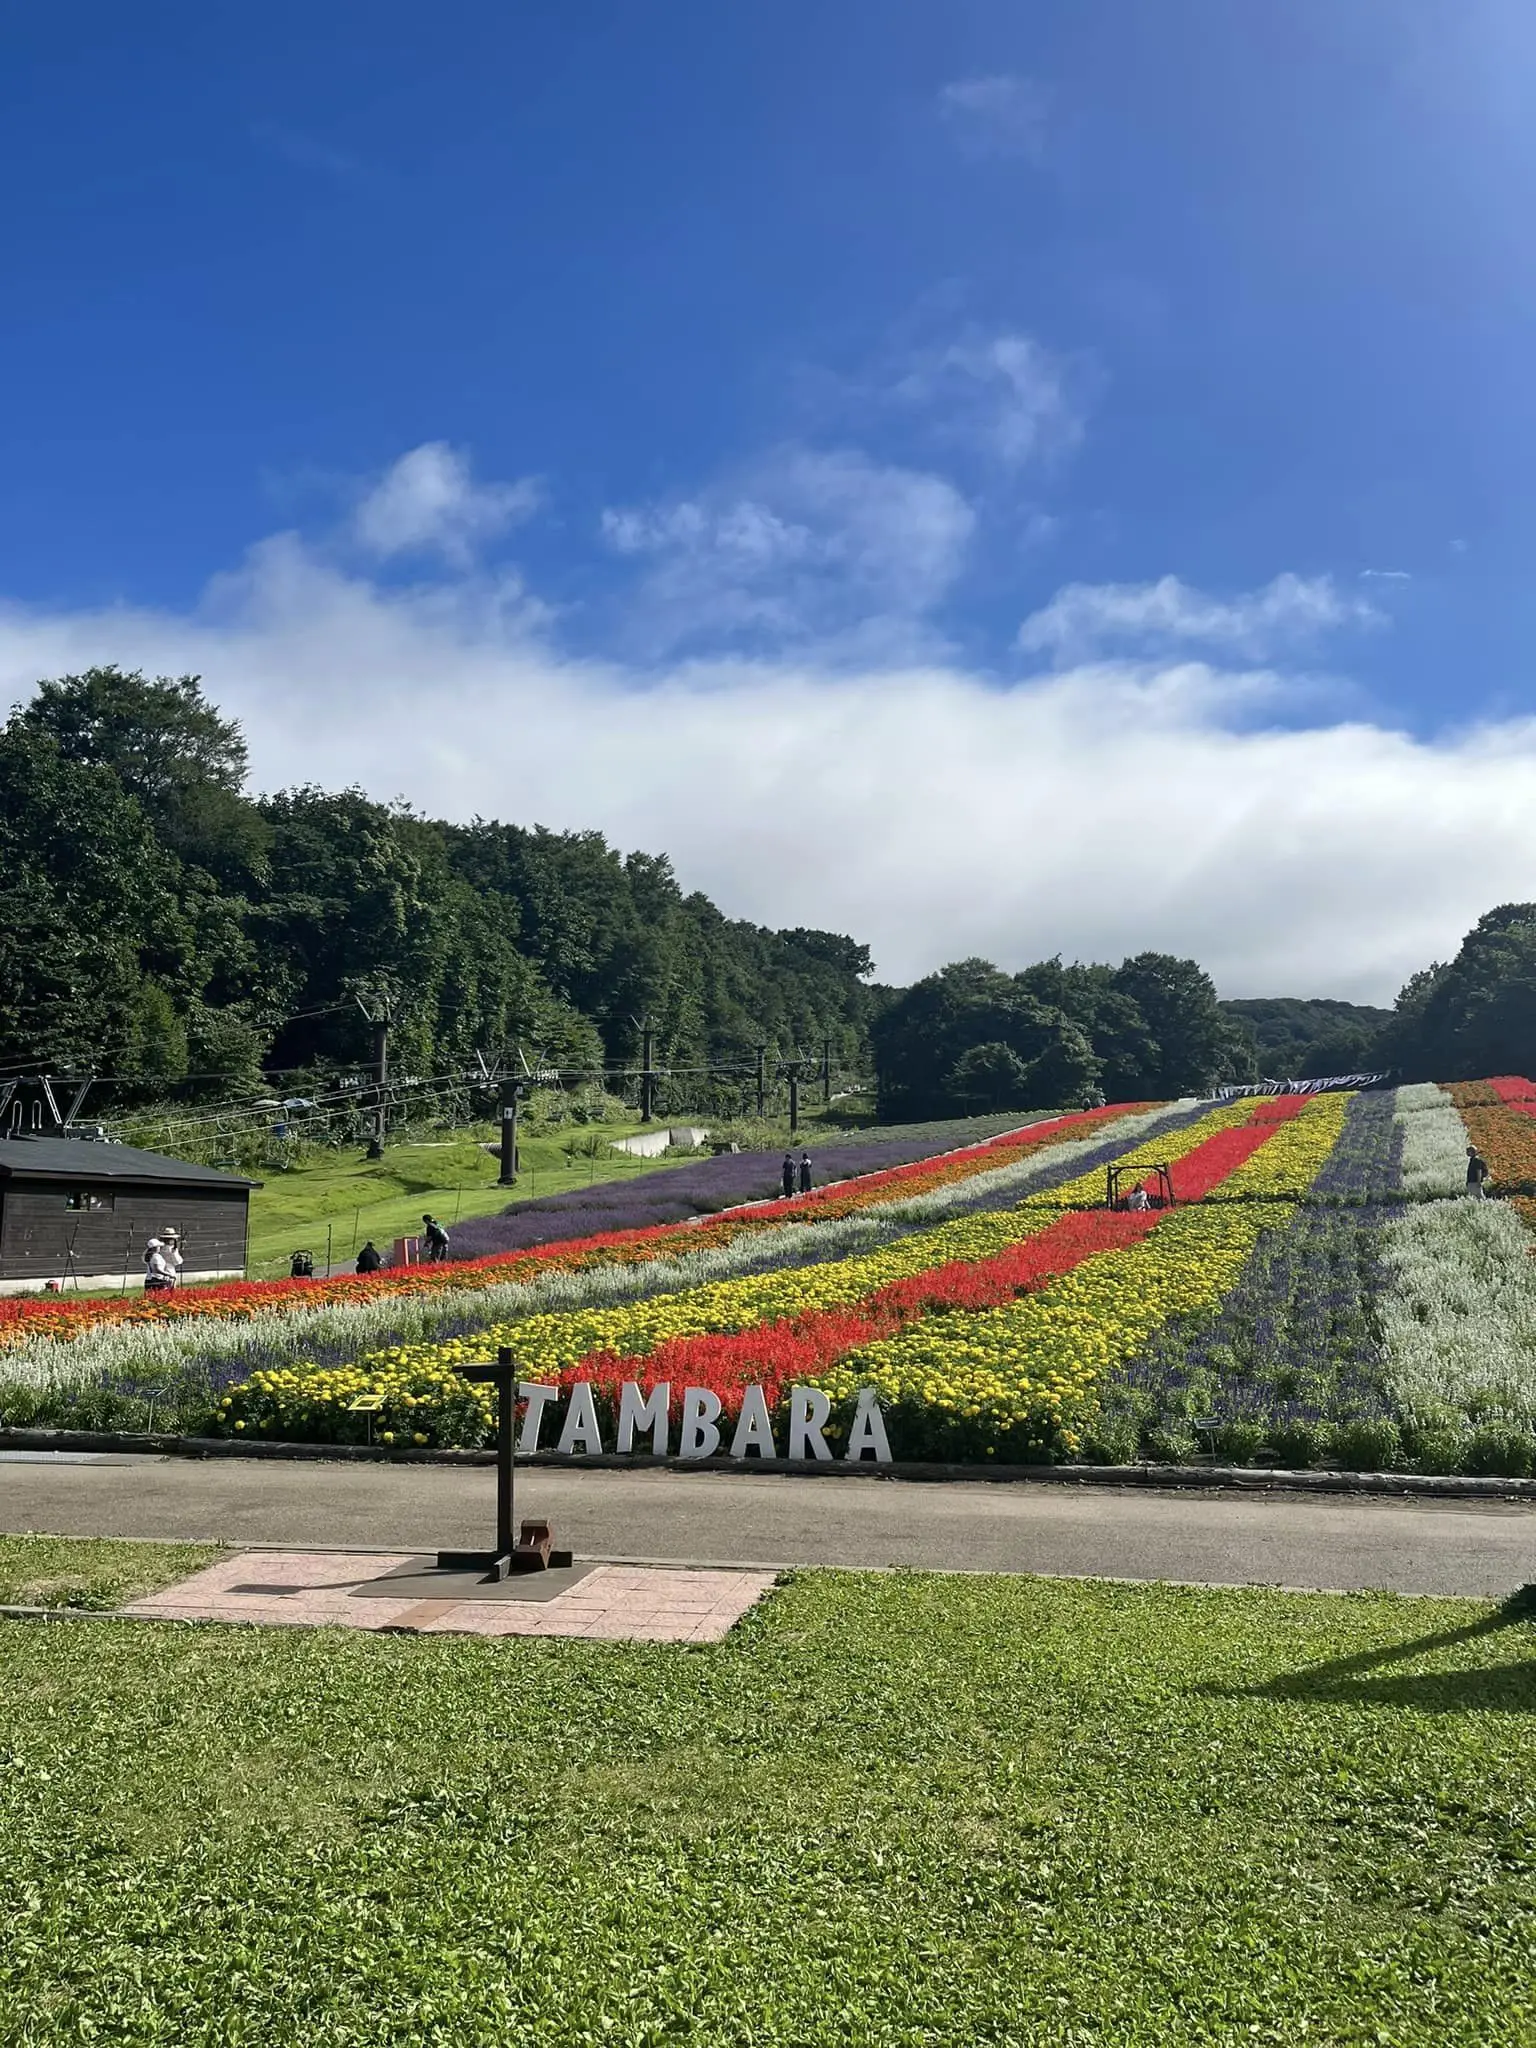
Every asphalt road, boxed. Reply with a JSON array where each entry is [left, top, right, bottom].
[[4, 1454, 1535, 1597]]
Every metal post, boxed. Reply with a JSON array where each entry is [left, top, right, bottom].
[[366, 1017, 389, 1160], [498, 1080, 520, 1185], [789, 1067, 800, 1136], [755, 1044, 766, 1118], [494, 1345, 515, 1560], [821, 1037, 832, 1105], [640, 1024, 655, 1123]]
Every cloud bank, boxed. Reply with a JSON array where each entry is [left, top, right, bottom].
[[1, 516, 1531, 1003]]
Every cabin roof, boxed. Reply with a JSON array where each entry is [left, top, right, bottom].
[[0, 1137, 258, 1189]]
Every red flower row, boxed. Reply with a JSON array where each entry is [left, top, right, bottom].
[[0, 1100, 1145, 1343], [545, 1101, 1303, 1414]]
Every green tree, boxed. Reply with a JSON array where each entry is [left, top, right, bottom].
[[0, 721, 182, 1072], [1111, 952, 1231, 1095], [946, 1041, 1033, 1112], [19, 666, 267, 884]]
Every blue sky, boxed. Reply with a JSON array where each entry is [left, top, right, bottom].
[[4, 1, 1536, 995]]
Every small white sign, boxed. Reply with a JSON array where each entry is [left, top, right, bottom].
[[515, 1381, 893, 1464]]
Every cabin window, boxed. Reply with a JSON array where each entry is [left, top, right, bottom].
[[66, 1190, 114, 1211]]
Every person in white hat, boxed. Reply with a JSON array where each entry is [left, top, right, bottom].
[[144, 1229, 184, 1293]]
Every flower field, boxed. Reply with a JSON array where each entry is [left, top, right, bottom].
[[8, 1083, 1536, 1473]]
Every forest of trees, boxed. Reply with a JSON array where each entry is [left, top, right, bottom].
[[0, 668, 876, 1120], [3, 665, 1532, 1130]]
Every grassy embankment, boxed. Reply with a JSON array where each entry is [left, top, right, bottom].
[[241, 1103, 890, 1276], [0, 1539, 1532, 2044]]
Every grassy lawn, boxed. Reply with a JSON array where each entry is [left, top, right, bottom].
[[242, 1126, 701, 1276], [0, 1534, 220, 1611], [1, 1557, 1533, 2043]]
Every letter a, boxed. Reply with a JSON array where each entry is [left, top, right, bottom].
[[843, 1386, 893, 1463], [787, 1385, 834, 1461], [556, 1381, 605, 1456]]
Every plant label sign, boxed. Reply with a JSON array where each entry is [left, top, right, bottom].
[[515, 1380, 893, 1464]]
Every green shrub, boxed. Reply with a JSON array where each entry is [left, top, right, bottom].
[[1462, 1423, 1534, 1479], [1267, 1419, 1335, 1469], [1403, 1421, 1469, 1476], [1208, 1420, 1266, 1465], [1078, 1412, 1140, 1465], [1143, 1423, 1199, 1464], [1332, 1418, 1402, 1473]]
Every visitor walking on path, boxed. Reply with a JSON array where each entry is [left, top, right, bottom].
[[421, 1213, 450, 1261], [1466, 1146, 1491, 1199], [355, 1240, 382, 1274], [781, 1152, 796, 1198], [798, 1151, 813, 1194]]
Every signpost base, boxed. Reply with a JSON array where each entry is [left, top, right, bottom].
[[442, 1352, 571, 1581], [435, 1542, 575, 1580]]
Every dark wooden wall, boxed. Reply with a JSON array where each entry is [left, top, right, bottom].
[[0, 1181, 250, 1283]]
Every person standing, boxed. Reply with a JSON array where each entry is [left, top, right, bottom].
[[781, 1152, 796, 1198], [797, 1151, 813, 1194], [158, 1229, 184, 1286], [421, 1213, 450, 1261], [1466, 1146, 1491, 1199]]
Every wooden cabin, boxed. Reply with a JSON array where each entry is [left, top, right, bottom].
[[0, 1136, 258, 1294]]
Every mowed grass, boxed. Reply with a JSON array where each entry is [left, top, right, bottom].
[[1, 1558, 1533, 2044], [0, 1534, 220, 1611]]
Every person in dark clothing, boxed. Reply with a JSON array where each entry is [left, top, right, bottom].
[[797, 1151, 813, 1194], [781, 1152, 796, 1198], [421, 1213, 450, 1261], [1466, 1146, 1491, 1199], [355, 1240, 383, 1273]]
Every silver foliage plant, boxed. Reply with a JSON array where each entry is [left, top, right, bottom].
[[1380, 1196, 1536, 1427], [1393, 1082, 1474, 1198]]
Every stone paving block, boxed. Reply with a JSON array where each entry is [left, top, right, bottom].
[[119, 1551, 778, 1644]]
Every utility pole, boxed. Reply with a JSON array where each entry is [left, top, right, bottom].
[[821, 1036, 832, 1106], [355, 994, 393, 1159], [497, 1077, 524, 1186], [639, 1021, 657, 1124], [778, 1055, 811, 1137], [754, 1044, 767, 1119]]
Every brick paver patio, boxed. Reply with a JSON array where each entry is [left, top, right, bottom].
[[121, 1550, 777, 1642]]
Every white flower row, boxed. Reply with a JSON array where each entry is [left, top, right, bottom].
[[0, 1100, 1196, 1395], [1392, 1082, 1473, 1197], [1379, 1194, 1536, 1426]]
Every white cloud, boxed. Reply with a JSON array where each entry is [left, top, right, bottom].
[[351, 443, 541, 568], [2, 520, 1534, 1004], [890, 330, 1082, 471], [1018, 572, 1383, 663], [938, 75, 1050, 161], [601, 446, 975, 655]]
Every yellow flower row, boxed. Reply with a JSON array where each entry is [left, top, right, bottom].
[[1203, 1093, 1352, 1199], [817, 1199, 1282, 1440], [285, 1099, 1262, 1386]]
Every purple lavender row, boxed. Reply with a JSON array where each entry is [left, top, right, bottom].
[[444, 1111, 1065, 1261], [1103, 1089, 1406, 1458]]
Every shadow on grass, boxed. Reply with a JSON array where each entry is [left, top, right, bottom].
[[1200, 1584, 1536, 1715]]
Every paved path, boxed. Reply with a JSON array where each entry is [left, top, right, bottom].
[[122, 1550, 774, 1643], [5, 1454, 1536, 1596]]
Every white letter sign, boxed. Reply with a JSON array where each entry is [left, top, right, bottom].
[[679, 1386, 723, 1458]]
